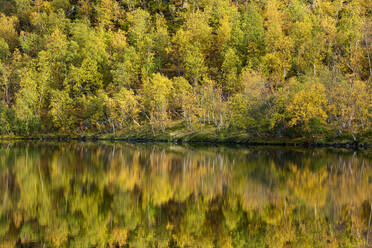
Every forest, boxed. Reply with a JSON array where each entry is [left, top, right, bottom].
[[0, 0, 371, 141]]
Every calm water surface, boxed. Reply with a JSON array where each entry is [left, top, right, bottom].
[[0, 142, 371, 247]]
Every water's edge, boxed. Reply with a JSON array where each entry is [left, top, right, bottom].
[[1, 136, 371, 149]]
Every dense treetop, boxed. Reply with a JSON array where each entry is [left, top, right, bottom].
[[0, 0, 371, 138]]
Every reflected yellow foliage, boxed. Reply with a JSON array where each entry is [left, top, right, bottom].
[[0, 142, 370, 247]]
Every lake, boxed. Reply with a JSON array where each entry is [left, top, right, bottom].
[[0, 141, 371, 247]]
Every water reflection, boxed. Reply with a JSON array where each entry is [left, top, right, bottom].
[[0, 142, 371, 247]]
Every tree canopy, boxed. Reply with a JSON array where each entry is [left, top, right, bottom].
[[0, 0, 370, 140]]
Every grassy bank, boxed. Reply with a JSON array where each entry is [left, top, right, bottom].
[[1, 122, 371, 149]]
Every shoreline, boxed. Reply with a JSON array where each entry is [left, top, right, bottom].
[[1, 135, 371, 149], [1, 123, 371, 149]]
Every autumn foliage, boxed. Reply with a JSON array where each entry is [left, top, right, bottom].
[[0, 0, 370, 139]]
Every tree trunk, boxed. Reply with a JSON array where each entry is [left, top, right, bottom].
[[364, 35, 372, 80]]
